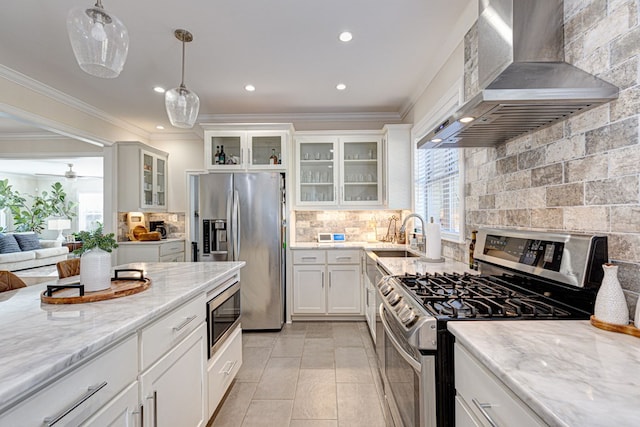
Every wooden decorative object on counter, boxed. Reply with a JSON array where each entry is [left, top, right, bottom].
[[41, 269, 151, 304], [590, 315, 640, 338]]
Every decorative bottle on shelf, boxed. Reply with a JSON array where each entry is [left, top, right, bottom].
[[594, 263, 629, 325], [277, 152, 282, 164], [218, 145, 226, 165], [469, 230, 477, 270], [269, 149, 278, 165], [213, 145, 220, 165]]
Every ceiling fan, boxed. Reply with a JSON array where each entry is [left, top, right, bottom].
[[36, 163, 102, 181]]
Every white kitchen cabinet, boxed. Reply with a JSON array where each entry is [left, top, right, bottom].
[[454, 343, 545, 427], [207, 325, 242, 417], [202, 124, 292, 171], [117, 239, 185, 265], [80, 381, 140, 427], [0, 335, 138, 426], [140, 323, 208, 427], [117, 142, 168, 212], [292, 249, 362, 317], [294, 131, 387, 207]]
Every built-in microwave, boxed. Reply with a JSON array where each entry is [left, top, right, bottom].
[[206, 280, 241, 359]]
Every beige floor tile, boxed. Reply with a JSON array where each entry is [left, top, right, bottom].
[[243, 332, 278, 348], [253, 357, 301, 399], [291, 369, 337, 420], [212, 382, 257, 427], [335, 347, 373, 383], [336, 383, 385, 427], [332, 323, 364, 348], [305, 323, 333, 338], [236, 347, 271, 382], [301, 338, 335, 368], [289, 421, 338, 427], [241, 400, 293, 427], [280, 322, 308, 336], [272, 336, 306, 357]]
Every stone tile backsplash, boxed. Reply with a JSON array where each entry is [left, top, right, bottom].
[[460, 0, 640, 318], [294, 210, 405, 243]]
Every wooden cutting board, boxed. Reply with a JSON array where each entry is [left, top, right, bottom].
[[41, 272, 151, 304]]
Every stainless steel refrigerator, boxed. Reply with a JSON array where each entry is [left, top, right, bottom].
[[193, 172, 285, 330]]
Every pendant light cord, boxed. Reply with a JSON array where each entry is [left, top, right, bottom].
[[180, 38, 186, 88]]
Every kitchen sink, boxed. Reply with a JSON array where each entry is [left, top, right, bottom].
[[370, 249, 420, 258]]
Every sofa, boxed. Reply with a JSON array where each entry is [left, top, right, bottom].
[[0, 233, 69, 272]]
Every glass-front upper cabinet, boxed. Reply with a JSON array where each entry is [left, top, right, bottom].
[[296, 137, 338, 205], [204, 127, 289, 171], [340, 137, 382, 205], [141, 150, 168, 210]]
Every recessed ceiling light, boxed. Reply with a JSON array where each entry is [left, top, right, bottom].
[[153, 86, 166, 93], [336, 83, 346, 91], [431, 138, 443, 143], [459, 116, 475, 123], [245, 84, 256, 92], [156, 125, 165, 130], [339, 31, 353, 42]]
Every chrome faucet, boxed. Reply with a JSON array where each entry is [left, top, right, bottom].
[[399, 213, 426, 254]]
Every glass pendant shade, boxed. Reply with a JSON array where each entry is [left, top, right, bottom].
[[165, 84, 200, 128], [165, 29, 199, 128], [67, 1, 129, 78]]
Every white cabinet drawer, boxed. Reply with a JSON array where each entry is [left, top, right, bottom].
[[0, 334, 137, 427], [327, 250, 359, 264], [159, 252, 185, 262], [141, 294, 206, 370], [160, 240, 185, 256], [293, 249, 326, 264], [208, 326, 242, 416], [455, 343, 545, 427]]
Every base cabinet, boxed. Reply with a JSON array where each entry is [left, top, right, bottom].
[[141, 323, 207, 427], [117, 240, 185, 264], [292, 249, 362, 317], [81, 382, 140, 427], [454, 343, 545, 427], [207, 326, 243, 417]]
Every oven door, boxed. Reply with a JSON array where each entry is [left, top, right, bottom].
[[207, 281, 241, 358], [381, 305, 436, 427]]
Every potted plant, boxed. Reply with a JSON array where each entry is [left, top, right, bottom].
[[72, 222, 118, 256], [73, 223, 118, 292]]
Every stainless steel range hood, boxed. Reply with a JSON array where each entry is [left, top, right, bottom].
[[419, 0, 618, 149]]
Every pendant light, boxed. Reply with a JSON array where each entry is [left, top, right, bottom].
[[67, 0, 129, 78], [165, 29, 200, 129]]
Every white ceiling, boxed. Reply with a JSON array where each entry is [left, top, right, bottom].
[[0, 0, 475, 135]]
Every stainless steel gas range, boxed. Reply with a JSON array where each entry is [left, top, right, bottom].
[[374, 228, 608, 427]]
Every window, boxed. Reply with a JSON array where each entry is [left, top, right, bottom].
[[415, 147, 464, 242], [78, 193, 103, 231]]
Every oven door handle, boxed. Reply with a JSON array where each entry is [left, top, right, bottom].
[[379, 305, 422, 372]]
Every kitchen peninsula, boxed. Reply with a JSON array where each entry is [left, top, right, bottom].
[[0, 261, 244, 425]]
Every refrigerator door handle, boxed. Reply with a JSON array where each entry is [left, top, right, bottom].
[[227, 191, 234, 261], [233, 190, 241, 261]]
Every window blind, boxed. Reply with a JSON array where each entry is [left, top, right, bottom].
[[415, 147, 461, 239]]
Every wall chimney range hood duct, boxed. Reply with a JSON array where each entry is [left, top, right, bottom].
[[419, 0, 618, 149]]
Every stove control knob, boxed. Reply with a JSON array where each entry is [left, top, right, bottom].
[[395, 302, 408, 313], [400, 309, 417, 325], [380, 283, 393, 296], [388, 292, 402, 306]]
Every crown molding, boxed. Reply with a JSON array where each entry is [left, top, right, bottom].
[[0, 64, 149, 142], [0, 132, 68, 141], [197, 112, 402, 124]]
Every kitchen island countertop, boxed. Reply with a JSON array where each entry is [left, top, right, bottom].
[[448, 320, 640, 426], [0, 261, 244, 413]]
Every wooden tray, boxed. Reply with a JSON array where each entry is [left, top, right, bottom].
[[590, 315, 640, 338], [41, 269, 151, 304]]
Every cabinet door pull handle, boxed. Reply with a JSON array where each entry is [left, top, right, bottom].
[[248, 148, 251, 165], [472, 398, 499, 427], [43, 381, 108, 426], [221, 360, 238, 376], [301, 256, 316, 261], [132, 403, 144, 427], [173, 315, 197, 332], [322, 271, 324, 288], [147, 391, 158, 427], [329, 271, 332, 287], [336, 256, 352, 261]]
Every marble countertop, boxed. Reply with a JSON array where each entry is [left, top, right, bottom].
[[290, 241, 404, 249], [0, 261, 244, 413], [448, 321, 640, 427]]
